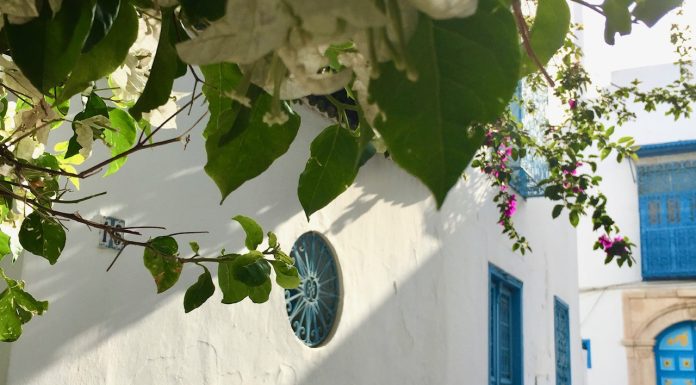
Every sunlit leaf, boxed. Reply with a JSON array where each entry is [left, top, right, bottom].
[[232, 215, 264, 250], [519, 0, 570, 78], [269, 260, 300, 289], [104, 109, 137, 176]]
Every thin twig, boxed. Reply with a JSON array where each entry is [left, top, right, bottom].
[[165, 231, 209, 237], [106, 245, 128, 272], [52, 191, 107, 204], [512, 0, 556, 87]]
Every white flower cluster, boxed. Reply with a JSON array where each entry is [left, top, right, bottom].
[[176, 0, 478, 124]]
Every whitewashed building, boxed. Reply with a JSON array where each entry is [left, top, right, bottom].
[[579, 63, 696, 385], [576, 3, 696, 385], [0, 73, 586, 384], [1, 3, 692, 385]]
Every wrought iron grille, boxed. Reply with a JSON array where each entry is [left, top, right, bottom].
[[509, 82, 550, 198], [285, 231, 341, 347]]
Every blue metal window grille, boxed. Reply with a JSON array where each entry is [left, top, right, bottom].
[[508, 82, 550, 198], [581, 339, 592, 369], [655, 321, 696, 385], [489, 264, 523, 385], [555, 297, 571, 385], [638, 159, 696, 280], [285, 231, 341, 347]]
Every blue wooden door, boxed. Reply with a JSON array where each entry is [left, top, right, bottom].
[[655, 322, 696, 385], [489, 265, 523, 385]]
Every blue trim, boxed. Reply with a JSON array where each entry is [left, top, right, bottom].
[[582, 339, 592, 369], [489, 264, 523, 385], [636, 140, 696, 158], [489, 263, 523, 289]]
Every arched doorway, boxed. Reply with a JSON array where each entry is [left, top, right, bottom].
[[655, 321, 696, 385]]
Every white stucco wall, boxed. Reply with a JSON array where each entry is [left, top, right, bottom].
[[0, 77, 582, 384], [579, 288, 628, 385]]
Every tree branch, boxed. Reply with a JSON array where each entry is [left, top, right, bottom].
[[512, 0, 556, 87]]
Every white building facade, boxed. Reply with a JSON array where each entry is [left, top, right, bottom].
[[579, 63, 696, 385], [0, 83, 585, 384]]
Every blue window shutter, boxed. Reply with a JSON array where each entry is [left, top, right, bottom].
[[555, 297, 571, 385], [489, 264, 523, 385], [639, 160, 696, 279]]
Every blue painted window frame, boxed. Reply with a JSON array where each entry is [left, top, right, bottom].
[[581, 339, 592, 369], [489, 264, 524, 385], [554, 297, 572, 385], [637, 152, 696, 280]]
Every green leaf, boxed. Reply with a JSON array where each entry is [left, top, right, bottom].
[[600, 147, 611, 160], [602, 0, 634, 45], [60, 2, 138, 101], [617, 136, 633, 143], [218, 256, 248, 304], [0, 292, 23, 342], [298, 125, 361, 218], [83, 0, 121, 52], [569, 210, 580, 227], [0, 270, 48, 342], [129, 8, 187, 119], [104, 109, 137, 176], [0, 231, 11, 262], [189, 241, 200, 254], [232, 215, 264, 250], [4, 0, 95, 93], [267, 231, 278, 248], [200, 63, 244, 139], [233, 252, 271, 287], [143, 236, 182, 293], [273, 250, 293, 265], [18, 212, 66, 265], [204, 87, 300, 203], [269, 260, 301, 289], [369, 9, 519, 208], [248, 278, 272, 303], [633, 0, 682, 27], [183, 266, 215, 313], [552, 204, 563, 219], [519, 0, 570, 77]]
